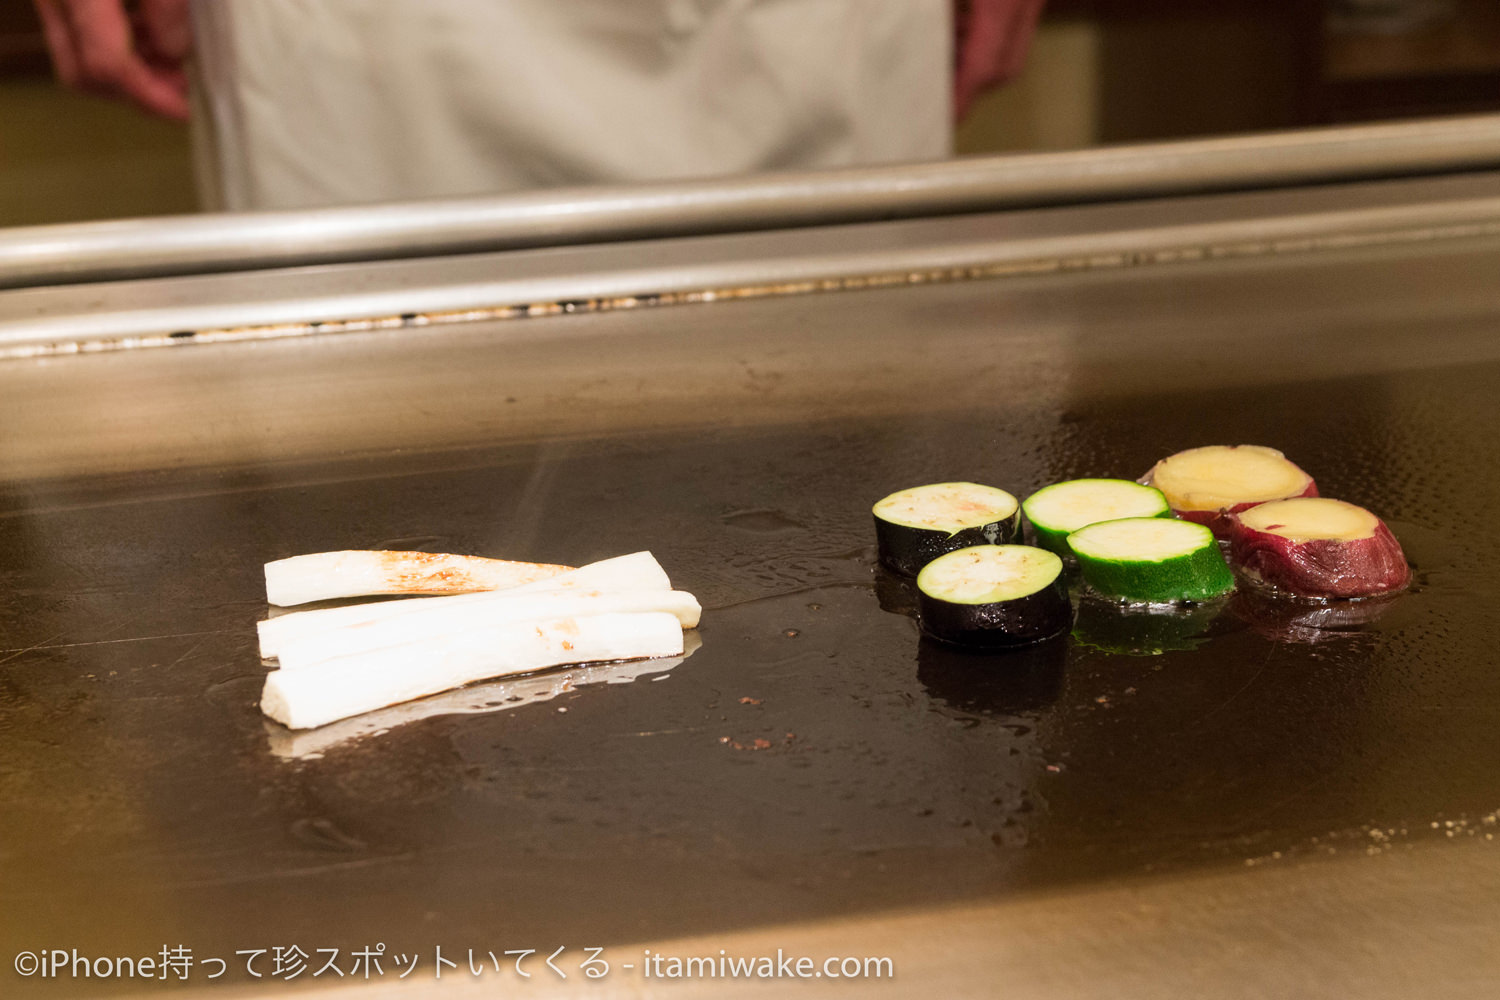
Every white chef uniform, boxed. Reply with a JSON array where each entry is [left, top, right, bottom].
[[191, 0, 952, 211]]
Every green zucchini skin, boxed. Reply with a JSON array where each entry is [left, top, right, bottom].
[[1022, 479, 1172, 557], [1030, 521, 1082, 558], [874, 511, 1021, 577], [1069, 519, 1235, 604]]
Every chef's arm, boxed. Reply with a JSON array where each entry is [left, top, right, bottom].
[[954, 0, 1047, 119], [32, 0, 190, 120]]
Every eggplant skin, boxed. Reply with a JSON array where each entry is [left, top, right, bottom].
[[874, 513, 1020, 577], [918, 578, 1073, 649], [1229, 519, 1410, 598]]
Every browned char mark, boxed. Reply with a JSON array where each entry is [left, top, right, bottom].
[[373, 551, 572, 594], [378, 551, 486, 593]]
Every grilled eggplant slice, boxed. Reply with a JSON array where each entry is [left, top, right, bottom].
[[915, 544, 1072, 649], [873, 482, 1020, 576]]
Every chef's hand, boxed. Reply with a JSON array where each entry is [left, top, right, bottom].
[[33, 0, 191, 120], [954, 0, 1046, 120]]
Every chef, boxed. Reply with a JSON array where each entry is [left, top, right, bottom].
[[33, 0, 1043, 210]]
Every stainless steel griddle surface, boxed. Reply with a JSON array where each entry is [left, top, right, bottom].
[[3, 198, 1500, 996]]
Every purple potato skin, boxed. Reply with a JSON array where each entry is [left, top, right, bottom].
[[1228, 516, 1409, 598]]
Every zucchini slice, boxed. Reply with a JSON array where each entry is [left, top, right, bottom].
[[1068, 517, 1234, 603], [915, 544, 1072, 648], [873, 482, 1020, 576], [1022, 478, 1171, 555]]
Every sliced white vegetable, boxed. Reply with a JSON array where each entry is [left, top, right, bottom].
[[264, 550, 574, 607], [276, 588, 701, 670], [261, 611, 684, 730], [257, 551, 672, 658]]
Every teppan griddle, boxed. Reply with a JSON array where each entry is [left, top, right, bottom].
[[2, 130, 1500, 998]]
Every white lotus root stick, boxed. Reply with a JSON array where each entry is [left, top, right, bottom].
[[275, 589, 702, 670], [260, 611, 685, 730], [257, 551, 672, 658], [264, 550, 575, 606]]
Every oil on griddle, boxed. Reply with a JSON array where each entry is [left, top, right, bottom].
[[0, 358, 1496, 977]]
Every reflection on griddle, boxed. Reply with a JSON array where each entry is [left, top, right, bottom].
[[1070, 592, 1230, 657], [916, 637, 1066, 716], [1229, 587, 1401, 645], [873, 565, 919, 616], [265, 634, 700, 761]]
